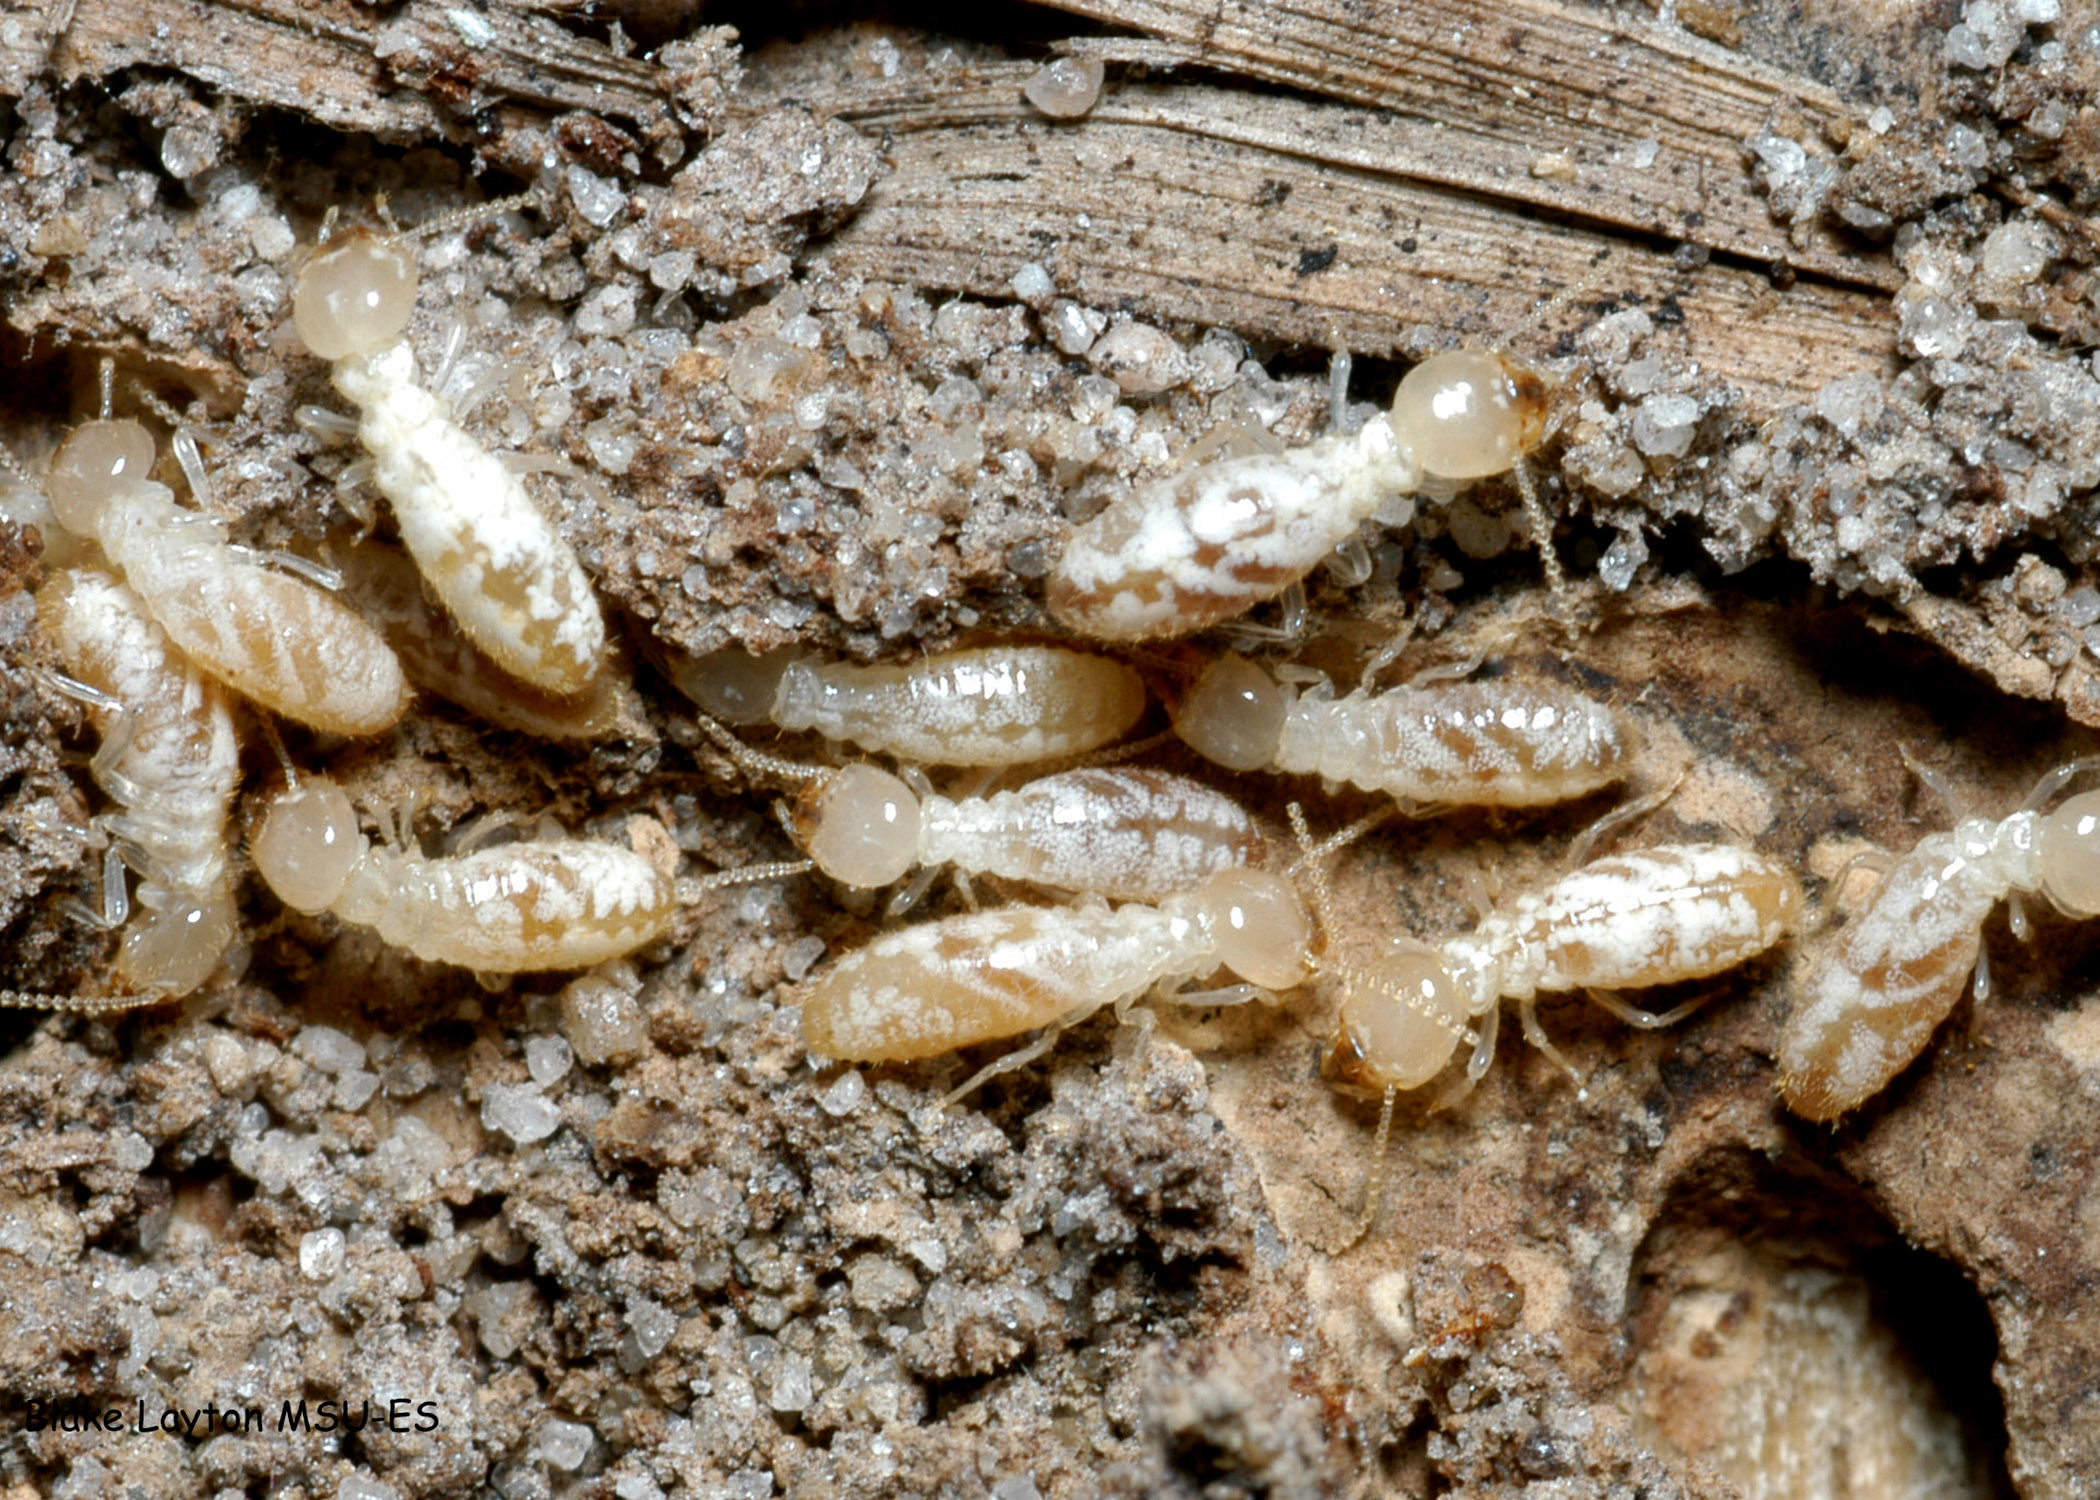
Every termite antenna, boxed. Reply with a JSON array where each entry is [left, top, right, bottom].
[[257, 716, 300, 793], [1511, 457, 1571, 615], [400, 191, 544, 244], [678, 860, 816, 901], [0, 989, 161, 1014], [689, 710, 829, 787], [97, 355, 115, 422]]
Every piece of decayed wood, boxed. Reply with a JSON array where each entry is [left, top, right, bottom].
[[805, 67, 1893, 417]]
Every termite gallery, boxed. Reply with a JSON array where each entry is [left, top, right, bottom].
[[1778, 756, 2100, 1122]]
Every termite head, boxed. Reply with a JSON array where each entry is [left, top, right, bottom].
[[294, 230, 419, 362], [47, 419, 156, 536], [1324, 947, 1471, 1096], [115, 892, 239, 998], [1194, 868, 1314, 990], [1388, 350, 1551, 482], [794, 763, 922, 889], [663, 646, 802, 726], [2038, 789, 2100, 917], [1171, 653, 1288, 772], [253, 776, 368, 914]]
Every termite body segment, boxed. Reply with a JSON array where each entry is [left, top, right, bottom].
[[676, 644, 1148, 767], [1778, 771, 2100, 1121], [293, 230, 607, 696], [800, 764, 1263, 902], [38, 568, 241, 998], [801, 868, 1313, 1068], [1046, 350, 1547, 641], [337, 544, 630, 742], [47, 420, 407, 736], [252, 777, 675, 974], [1174, 654, 1631, 808], [1329, 844, 1805, 1097]]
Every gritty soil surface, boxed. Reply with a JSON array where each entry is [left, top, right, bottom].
[[3, 1, 2100, 1497]]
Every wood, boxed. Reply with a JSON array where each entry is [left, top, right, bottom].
[[803, 66, 1893, 416]]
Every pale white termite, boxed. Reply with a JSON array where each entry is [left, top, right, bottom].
[[702, 715, 1262, 905], [800, 868, 1315, 1101], [1307, 811, 1803, 1249], [1045, 349, 1553, 641], [44, 419, 408, 737], [336, 543, 632, 742], [667, 643, 1149, 767], [1778, 757, 2100, 1122], [249, 774, 699, 975], [1171, 653, 1632, 809], [3, 568, 242, 1009], [291, 220, 608, 696]]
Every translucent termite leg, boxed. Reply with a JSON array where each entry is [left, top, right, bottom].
[[1564, 770, 1684, 869], [1582, 986, 1714, 1030], [296, 405, 362, 441], [222, 543, 345, 592], [1517, 997, 1583, 1084], [886, 864, 944, 918], [1817, 849, 1894, 934], [2034, 757, 2100, 807], [936, 1004, 1108, 1109]]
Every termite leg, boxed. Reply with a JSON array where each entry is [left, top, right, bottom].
[[1583, 986, 1713, 1030], [1517, 997, 1583, 1083]]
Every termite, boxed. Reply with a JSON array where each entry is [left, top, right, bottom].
[[291, 206, 608, 696], [1171, 653, 1632, 809], [666, 643, 1149, 767], [699, 713, 1262, 906], [44, 418, 408, 737], [799, 867, 1315, 1102], [1778, 756, 2100, 1122], [1302, 804, 1803, 1249], [249, 774, 806, 977], [336, 543, 632, 742], [3, 568, 242, 1008], [1045, 349, 1554, 641]]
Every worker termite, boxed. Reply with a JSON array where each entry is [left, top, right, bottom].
[[1777, 756, 2100, 1122], [249, 773, 806, 977], [798, 867, 1316, 1103], [1045, 349, 1554, 641], [2, 568, 242, 1010], [699, 713, 1262, 906], [1303, 804, 1803, 1248], [44, 418, 409, 737], [336, 543, 632, 742], [291, 205, 608, 696], [667, 643, 1149, 767], [1171, 653, 1632, 809]]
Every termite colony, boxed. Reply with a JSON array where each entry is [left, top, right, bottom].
[[0, 170, 2046, 1265]]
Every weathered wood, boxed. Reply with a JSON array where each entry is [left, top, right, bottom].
[[807, 68, 1892, 416], [2, 0, 679, 161], [1033, 0, 1888, 290]]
